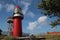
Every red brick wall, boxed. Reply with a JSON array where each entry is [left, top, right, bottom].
[[47, 32, 60, 35]]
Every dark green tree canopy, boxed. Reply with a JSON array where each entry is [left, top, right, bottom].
[[0, 29, 2, 35], [38, 0, 60, 28]]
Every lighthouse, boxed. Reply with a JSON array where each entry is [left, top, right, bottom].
[[13, 6, 23, 37]]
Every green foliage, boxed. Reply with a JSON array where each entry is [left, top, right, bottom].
[[46, 35, 60, 40], [38, 0, 60, 15], [38, 0, 60, 28], [3, 36, 16, 40], [50, 21, 57, 28], [0, 29, 2, 35]]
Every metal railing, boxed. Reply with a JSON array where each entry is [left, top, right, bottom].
[[15, 37, 46, 40]]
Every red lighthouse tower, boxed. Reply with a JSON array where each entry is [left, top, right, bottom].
[[13, 6, 23, 37]]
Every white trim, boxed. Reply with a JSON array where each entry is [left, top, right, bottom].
[[14, 14, 22, 17]]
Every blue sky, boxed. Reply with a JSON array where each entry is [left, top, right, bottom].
[[0, 0, 60, 34]]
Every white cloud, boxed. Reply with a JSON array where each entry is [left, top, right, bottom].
[[38, 16, 47, 23], [13, 0, 17, 4], [12, 0, 32, 15], [21, 1, 30, 14], [27, 11, 35, 18], [6, 4, 15, 12], [27, 16, 48, 31], [27, 21, 37, 30], [21, 0, 32, 3], [13, 0, 16, 2], [0, 3, 15, 12], [0, 4, 2, 10]]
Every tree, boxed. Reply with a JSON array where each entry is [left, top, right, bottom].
[[38, 0, 60, 28], [0, 29, 2, 35]]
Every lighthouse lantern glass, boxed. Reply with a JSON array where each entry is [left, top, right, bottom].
[[14, 7, 22, 14], [14, 8, 18, 13]]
